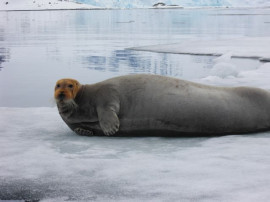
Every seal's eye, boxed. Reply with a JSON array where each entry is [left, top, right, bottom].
[[68, 84, 73, 88]]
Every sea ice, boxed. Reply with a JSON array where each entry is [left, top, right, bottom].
[[200, 63, 270, 89], [129, 37, 270, 62], [1, 107, 270, 201], [209, 53, 238, 78]]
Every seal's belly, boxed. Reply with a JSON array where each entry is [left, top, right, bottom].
[[118, 104, 270, 135], [119, 118, 219, 134]]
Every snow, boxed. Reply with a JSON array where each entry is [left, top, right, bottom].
[[1, 107, 270, 201], [210, 53, 238, 78], [200, 62, 270, 90], [0, 0, 99, 11]]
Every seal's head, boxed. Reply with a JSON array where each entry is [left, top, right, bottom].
[[54, 78, 81, 106]]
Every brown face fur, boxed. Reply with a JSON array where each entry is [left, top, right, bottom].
[[54, 78, 81, 102]]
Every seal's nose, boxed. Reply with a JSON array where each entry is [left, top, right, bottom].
[[58, 92, 65, 100]]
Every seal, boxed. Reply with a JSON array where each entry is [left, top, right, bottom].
[[54, 74, 270, 136]]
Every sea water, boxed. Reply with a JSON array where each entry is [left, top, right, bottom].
[[0, 8, 268, 106]]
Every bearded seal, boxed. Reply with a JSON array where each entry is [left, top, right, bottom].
[[54, 74, 270, 136]]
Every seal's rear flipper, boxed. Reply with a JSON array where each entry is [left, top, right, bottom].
[[74, 128, 94, 136]]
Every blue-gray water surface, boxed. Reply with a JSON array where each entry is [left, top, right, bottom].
[[0, 8, 270, 107]]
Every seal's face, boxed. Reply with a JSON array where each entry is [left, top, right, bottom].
[[54, 78, 81, 104]]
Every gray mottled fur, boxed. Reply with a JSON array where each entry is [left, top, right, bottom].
[[57, 74, 270, 136]]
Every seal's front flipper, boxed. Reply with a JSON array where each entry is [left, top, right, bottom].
[[97, 108, 120, 136], [74, 128, 94, 136], [95, 85, 120, 136]]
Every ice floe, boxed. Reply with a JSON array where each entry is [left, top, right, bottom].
[[1, 107, 270, 201], [129, 37, 270, 62]]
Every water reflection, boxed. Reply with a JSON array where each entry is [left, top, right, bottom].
[[0, 48, 9, 70], [0, 27, 9, 69], [83, 49, 215, 78], [0, 9, 269, 107]]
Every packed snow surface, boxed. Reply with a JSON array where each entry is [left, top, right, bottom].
[[1, 107, 270, 201]]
